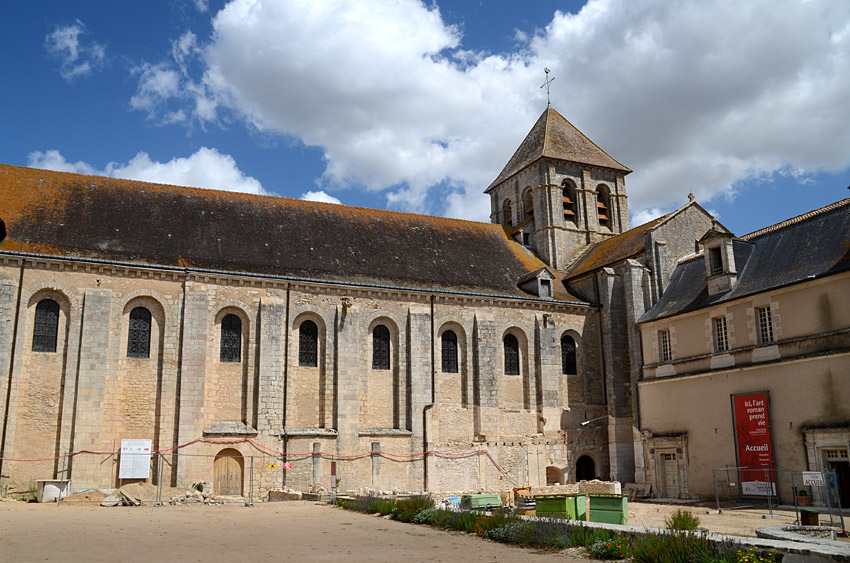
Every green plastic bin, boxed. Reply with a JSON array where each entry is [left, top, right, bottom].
[[460, 493, 502, 510], [588, 494, 628, 525], [534, 493, 586, 520]]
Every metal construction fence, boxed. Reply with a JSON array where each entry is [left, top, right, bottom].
[[712, 466, 846, 530], [0, 436, 511, 506]]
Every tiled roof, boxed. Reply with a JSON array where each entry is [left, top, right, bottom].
[[638, 198, 850, 323], [564, 213, 671, 279], [0, 164, 586, 301], [486, 108, 631, 192]]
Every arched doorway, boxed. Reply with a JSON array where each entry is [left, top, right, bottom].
[[214, 448, 244, 496], [546, 466, 565, 485], [576, 455, 595, 481]]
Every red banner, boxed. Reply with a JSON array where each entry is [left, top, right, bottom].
[[732, 392, 775, 496]]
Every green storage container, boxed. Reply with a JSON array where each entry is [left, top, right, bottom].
[[588, 494, 628, 525], [534, 494, 586, 520], [460, 493, 502, 510]]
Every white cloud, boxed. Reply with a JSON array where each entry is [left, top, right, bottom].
[[194, 0, 210, 12], [630, 207, 666, 227], [300, 191, 342, 205], [128, 0, 850, 222], [45, 20, 106, 82], [28, 147, 265, 194]]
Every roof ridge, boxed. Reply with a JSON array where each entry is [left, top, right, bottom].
[[740, 197, 850, 241]]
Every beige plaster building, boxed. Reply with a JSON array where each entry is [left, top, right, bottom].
[[0, 107, 846, 503], [637, 201, 850, 505]]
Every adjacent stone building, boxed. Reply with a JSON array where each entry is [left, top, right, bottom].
[[0, 107, 846, 502]]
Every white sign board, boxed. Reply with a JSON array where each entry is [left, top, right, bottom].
[[802, 471, 825, 487], [119, 439, 152, 479]]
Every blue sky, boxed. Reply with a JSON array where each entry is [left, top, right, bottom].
[[2, 0, 849, 237]]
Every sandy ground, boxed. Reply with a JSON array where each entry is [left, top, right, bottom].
[[1, 497, 844, 563], [0, 500, 596, 563]]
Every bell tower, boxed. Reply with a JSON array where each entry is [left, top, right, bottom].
[[486, 108, 632, 269]]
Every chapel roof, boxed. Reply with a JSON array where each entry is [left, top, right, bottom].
[[486, 107, 631, 192], [638, 198, 850, 323], [563, 213, 672, 279], [0, 164, 585, 301]]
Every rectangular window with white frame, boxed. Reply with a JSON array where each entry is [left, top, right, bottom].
[[757, 306, 774, 344], [659, 329, 672, 362], [712, 316, 728, 352]]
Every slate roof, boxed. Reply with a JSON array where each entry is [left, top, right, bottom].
[[638, 198, 850, 323], [0, 164, 586, 301], [486, 108, 631, 192]]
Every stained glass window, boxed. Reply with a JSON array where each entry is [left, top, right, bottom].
[[299, 320, 318, 367], [220, 314, 242, 363], [561, 334, 577, 375], [441, 330, 458, 373], [127, 307, 151, 358], [32, 299, 59, 353], [504, 334, 519, 375], [372, 325, 390, 370]]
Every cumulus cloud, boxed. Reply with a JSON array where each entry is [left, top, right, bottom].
[[28, 147, 265, 194], [45, 20, 106, 82], [300, 191, 342, 205], [128, 0, 850, 222]]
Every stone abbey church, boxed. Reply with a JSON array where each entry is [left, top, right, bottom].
[[1, 108, 848, 501]]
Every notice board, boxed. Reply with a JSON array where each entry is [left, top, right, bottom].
[[732, 392, 775, 496], [119, 439, 152, 479]]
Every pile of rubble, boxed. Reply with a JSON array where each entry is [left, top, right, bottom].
[[100, 490, 143, 507], [168, 481, 227, 505]]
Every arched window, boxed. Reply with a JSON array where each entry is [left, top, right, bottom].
[[299, 320, 318, 367], [441, 330, 458, 373], [32, 299, 60, 353], [372, 325, 390, 370], [504, 334, 519, 375], [127, 307, 152, 358], [220, 314, 242, 363], [502, 199, 513, 227], [596, 186, 611, 228], [561, 334, 577, 375], [562, 182, 577, 223], [522, 189, 534, 220]]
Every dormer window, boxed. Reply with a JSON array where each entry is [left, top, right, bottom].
[[517, 268, 555, 298], [708, 246, 723, 275]]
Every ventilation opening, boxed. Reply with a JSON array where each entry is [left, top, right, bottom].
[[0, 218, 6, 241]]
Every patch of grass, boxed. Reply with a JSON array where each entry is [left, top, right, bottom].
[[665, 509, 701, 532], [632, 531, 730, 563], [366, 498, 397, 516]]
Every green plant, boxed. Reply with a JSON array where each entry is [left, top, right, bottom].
[[735, 548, 777, 563], [569, 525, 611, 548], [632, 531, 720, 563], [665, 509, 702, 531], [589, 536, 630, 559], [366, 498, 397, 516], [390, 495, 435, 522], [797, 489, 808, 496], [413, 507, 438, 524]]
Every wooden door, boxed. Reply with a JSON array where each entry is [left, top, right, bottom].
[[661, 452, 679, 498], [214, 449, 243, 496]]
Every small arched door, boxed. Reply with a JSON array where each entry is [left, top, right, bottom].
[[576, 455, 596, 481], [214, 448, 244, 496]]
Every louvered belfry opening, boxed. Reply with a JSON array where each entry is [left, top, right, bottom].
[[596, 187, 610, 228]]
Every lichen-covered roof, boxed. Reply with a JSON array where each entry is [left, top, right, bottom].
[[0, 164, 586, 301], [486, 108, 631, 192], [638, 198, 850, 323], [564, 213, 672, 280]]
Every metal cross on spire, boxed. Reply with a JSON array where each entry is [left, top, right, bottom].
[[540, 67, 555, 107]]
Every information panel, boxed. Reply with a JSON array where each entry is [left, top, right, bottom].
[[119, 439, 152, 479], [732, 392, 775, 496]]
